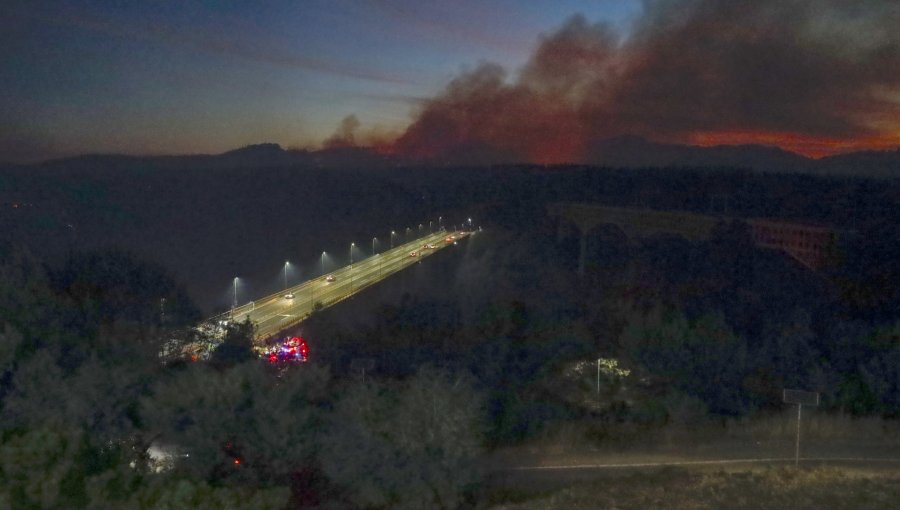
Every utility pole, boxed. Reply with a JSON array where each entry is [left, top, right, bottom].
[[783, 389, 819, 467]]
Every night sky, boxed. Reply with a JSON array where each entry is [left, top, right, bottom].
[[2, 0, 898, 163]]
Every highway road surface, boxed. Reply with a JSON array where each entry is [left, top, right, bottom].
[[204, 229, 471, 343]]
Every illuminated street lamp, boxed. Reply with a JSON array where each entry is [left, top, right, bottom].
[[419, 223, 423, 236], [439, 216, 442, 230], [406, 227, 411, 240], [429, 220, 433, 233], [283, 261, 290, 290], [390, 230, 396, 249]]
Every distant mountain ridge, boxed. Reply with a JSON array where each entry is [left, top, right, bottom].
[[585, 135, 812, 173], [817, 148, 900, 179], [7, 138, 899, 178], [11, 143, 395, 174]]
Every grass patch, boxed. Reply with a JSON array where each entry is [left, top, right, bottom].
[[487, 467, 900, 509], [494, 412, 900, 462]]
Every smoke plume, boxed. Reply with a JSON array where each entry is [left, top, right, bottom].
[[392, 0, 900, 163], [324, 115, 361, 149]]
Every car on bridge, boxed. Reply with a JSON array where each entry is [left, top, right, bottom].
[[410, 251, 418, 257], [284, 293, 294, 300], [325, 274, 336, 282]]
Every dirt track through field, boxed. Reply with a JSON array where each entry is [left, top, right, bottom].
[[509, 456, 900, 471]]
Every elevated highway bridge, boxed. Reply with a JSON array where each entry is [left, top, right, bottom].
[[167, 229, 472, 359]]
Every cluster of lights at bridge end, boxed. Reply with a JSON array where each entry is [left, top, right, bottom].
[[266, 336, 309, 364]]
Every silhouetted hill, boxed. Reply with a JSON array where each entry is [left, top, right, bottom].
[[219, 143, 304, 167], [4, 136, 898, 314], [585, 135, 811, 173], [29, 144, 390, 174], [818, 149, 900, 179], [10, 139, 899, 178], [393, 135, 894, 177], [0, 159, 425, 312], [311, 147, 394, 169]]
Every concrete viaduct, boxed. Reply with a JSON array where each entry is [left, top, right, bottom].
[[548, 203, 843, 273]]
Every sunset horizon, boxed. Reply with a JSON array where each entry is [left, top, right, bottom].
[[4, 1, 899, 165]]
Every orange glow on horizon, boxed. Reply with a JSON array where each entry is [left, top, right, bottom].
[[371, 139, 397, 157], [364, 129, 900, 164], [687, 130, 900, 159], [528, 137, 583, 165]]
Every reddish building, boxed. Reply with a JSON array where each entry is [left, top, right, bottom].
[[747, 219, 838, 270]]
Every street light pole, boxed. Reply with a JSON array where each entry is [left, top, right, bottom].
[[429, 220, 433, 233], [390, 230, 396, 249], [283, 261, 289, 291], [373, 237, 380, 277], [439, 216, 442, 231], [315, 251, 325, 309], [350, 242, 355, 294], [232, 277, 238, 317]]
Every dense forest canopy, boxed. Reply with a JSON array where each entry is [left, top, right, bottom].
[[1, 159, 898, 507]]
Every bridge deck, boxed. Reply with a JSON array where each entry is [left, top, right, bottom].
[[177, 229, 471, 357]]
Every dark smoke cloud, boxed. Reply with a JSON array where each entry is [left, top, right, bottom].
[[324, 115, 361, 149], [393, 0, 900, 163], [321, 114, 400, 151]]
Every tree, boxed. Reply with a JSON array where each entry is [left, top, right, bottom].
[[0, 246, 74, 357], [0, 428, 138, 509], [209, 318, 256, 368], [53, 249, 200, 329], [1, 327, 157, 449], [322, 367, 484, 509], [0, 427, 291, 509], [127, 478, 289, 510], [620, 306, 750, 415], [142, 361, 330, 486], [834, 220, 900, 321], [842, 323, 900, 416]]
